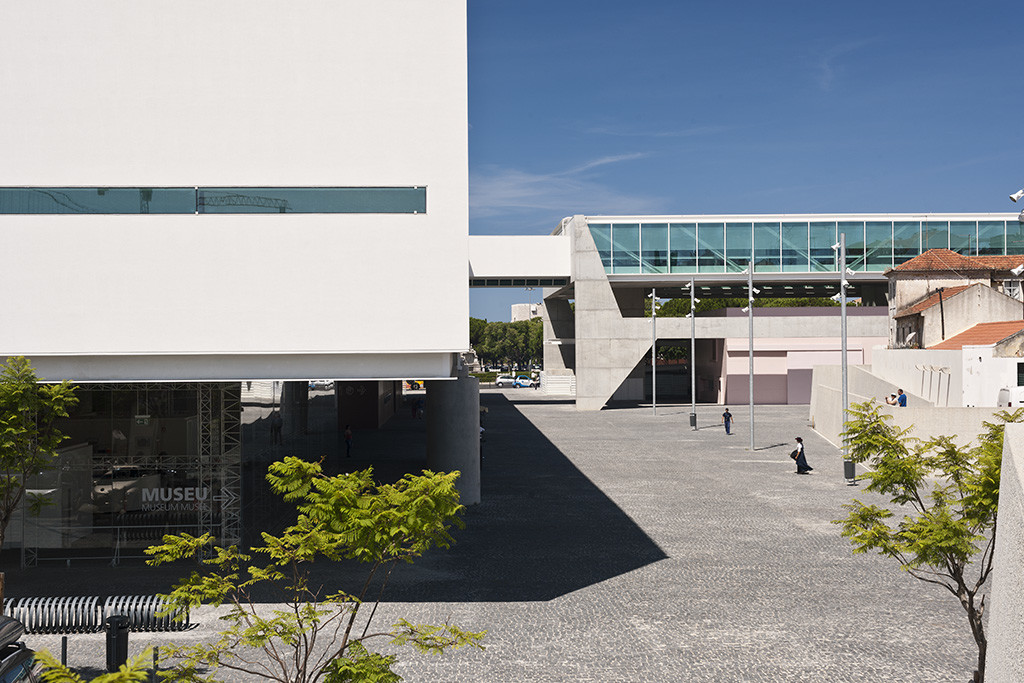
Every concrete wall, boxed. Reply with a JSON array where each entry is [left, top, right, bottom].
[[871, 348, 964, 407], [0, 1, 468, 381], [811, 364, 997, 448], [988, 423, 1024, 683]]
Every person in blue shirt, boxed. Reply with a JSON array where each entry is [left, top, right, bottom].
[[722, 408, 733, 435], [896, 389, 907, 407]]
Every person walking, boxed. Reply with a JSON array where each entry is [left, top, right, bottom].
[[793, 436, 813, 474], [722, 408, 733, 435], [344, 424, 353, 458]]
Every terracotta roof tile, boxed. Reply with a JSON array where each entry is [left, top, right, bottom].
[[893, 284, 975, 319], [893, 249, 988, 272], [892, 248, 1024, 274], [929, 320, 1024, 350]]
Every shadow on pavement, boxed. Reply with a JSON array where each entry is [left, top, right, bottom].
[[2, 392, 667, 604]]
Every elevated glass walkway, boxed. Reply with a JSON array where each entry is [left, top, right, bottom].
[[586, 213, 1023, 275]]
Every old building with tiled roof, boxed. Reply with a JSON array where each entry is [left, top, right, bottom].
[[886, 248, 1024, 347]]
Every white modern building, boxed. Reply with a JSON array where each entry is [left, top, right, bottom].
[[0, 0, 476, 557]]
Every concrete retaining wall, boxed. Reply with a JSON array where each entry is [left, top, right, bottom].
[[810, 364, 994, 447], [989, 423, 1024, 683]]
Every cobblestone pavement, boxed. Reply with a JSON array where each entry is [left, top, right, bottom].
[[17, 394, 978, 681]]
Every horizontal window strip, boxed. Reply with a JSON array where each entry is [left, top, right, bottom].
[[0, 187, 426, 214]]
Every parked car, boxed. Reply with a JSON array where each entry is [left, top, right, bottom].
[[513, 375, 537, 388], [495, 375, 514, 387], [0, 616, 39, 682], [308, 380, 334, 391]]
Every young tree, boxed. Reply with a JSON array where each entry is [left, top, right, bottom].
[[144, 458, 484, 682], [835, 400, 1021, 683], [0, 356, 78, 553]]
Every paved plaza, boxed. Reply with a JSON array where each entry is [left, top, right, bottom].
[[13, 392, 978, 681]]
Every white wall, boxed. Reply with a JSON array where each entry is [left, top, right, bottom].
[[0, 1, 468, 378]]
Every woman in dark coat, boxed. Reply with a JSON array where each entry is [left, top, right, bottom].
[[794, 436, 813, 474]]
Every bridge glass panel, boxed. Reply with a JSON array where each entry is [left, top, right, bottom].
[[697, 223, 725, 272], [893, 221, 921, 265], [838, 221, 865, 270], [923, 221, 949, 250], [641, 223, 669, 273], [978, 221, 1005, 255], [809, 221, 836, 271], [611, 223, 640, 273], [669, 223, 697, 273], [753, 222, 781, 272], [865, 221, 893, 270], [1007, 220, 1024, 254], [781, 222, 809, 271], [725, 222, 752, 272], [590, 224, 612, 271], [949, 221, 977, 255]]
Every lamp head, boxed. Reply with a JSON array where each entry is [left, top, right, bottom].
[[1011, 264, 1024, 276], [741, 306, 750, 313], [692, 297, 701, 304], [751, 286, 760, 295], [1012, 188, 1024, 203]]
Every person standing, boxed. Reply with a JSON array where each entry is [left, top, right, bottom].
[[722, 408, 733, 435], [896, 389, 907, 407], [344, 424, 353, 458], [794, 436, 813, 474]]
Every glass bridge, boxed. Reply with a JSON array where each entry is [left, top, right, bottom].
[[587, 214, 1024, 274]]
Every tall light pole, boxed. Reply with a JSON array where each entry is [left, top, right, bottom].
[[689, 278, 698, 430], [744, 263, 758, 451], [835, 234, 855, 484], [651, 287, 657, 416]]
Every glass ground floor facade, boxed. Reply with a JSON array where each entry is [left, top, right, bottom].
[[588, 215, 1023, 274], [12, 383, 241, 566]]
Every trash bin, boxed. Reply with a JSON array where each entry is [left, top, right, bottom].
[[105, 615, 130, 672], [844, 460, 857, 481], [689, 413, 697, 428]]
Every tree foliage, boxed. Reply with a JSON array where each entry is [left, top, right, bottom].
[[143, 459, 484, 682], [0, 356, 78, 551], [37, 649, 154, 682], [834, 400, 1022, 683], [473, 318, 543, 368]]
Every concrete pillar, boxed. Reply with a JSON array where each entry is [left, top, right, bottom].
[[426, 371, 480, 505]]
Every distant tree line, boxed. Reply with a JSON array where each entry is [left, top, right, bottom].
[[470, 317, 543, 368]]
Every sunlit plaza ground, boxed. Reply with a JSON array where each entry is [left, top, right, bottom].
[[13, 392, 976, 681]]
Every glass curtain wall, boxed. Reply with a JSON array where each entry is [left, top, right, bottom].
[[588, 219, 1018, 274]]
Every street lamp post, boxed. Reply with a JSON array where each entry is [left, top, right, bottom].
[[746, 263, 757, 451], [690, 278, 697, 430], [836, 234, 856, 485], [651, 287, 657, 416]]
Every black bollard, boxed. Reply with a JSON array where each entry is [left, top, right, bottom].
[[104, 615, 130, 672]]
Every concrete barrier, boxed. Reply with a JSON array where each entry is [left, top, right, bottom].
[[988, 424, 1024, 683], [810, 364, 994, 447]]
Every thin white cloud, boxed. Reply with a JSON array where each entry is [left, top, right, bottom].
[[470, 155, 663, 218], [816, 40, 875, 91], [581, 124, 731, 139]]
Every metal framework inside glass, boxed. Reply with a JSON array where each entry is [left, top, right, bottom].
[[589, 218, 1022, 274], [0, 187, 426, 214]]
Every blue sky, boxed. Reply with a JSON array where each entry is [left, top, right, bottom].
[[467, 0, 1024, 321]]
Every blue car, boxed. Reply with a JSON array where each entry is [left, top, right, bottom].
[[513, 375, 537, 388]]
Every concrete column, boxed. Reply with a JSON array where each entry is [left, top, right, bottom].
[[426, 370, 480, 505], [989, 424, 1024, 682]]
